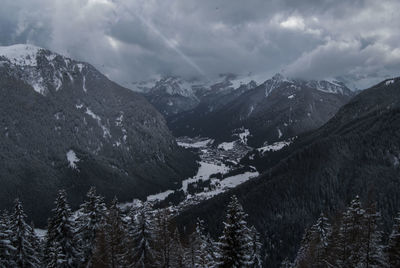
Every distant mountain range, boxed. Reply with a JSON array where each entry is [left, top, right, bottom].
[[176, 76, 400, 267], [144, 73, 355, 146], [0, 44, 197, 225]]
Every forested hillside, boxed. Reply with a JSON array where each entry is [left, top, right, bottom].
[[0, 190, 263, 267], [176, 77, 400, 266]]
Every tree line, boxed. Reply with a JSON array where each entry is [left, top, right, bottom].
[[285, 196, 400, 268], [0, 187, 262, 267]]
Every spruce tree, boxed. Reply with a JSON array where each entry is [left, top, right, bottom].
[[293, 213, 332, 268], [311, 212, 331, 267], [362, 203, 386, 267], [10, 199, 41, 268], [217, 195, 252, 268], [75, 186, 107, 266], [185, 228, 198, 268], [45, 190, 79, 267], [170, 228, 186, 268], [194, 218, 216, 267], [154, 208, 172, 267], [292, 228, 312, 268], [0, 210, 15, 267], [248, 226, 263, 268], [105, 197, 126, 268], [337, 196, 365, 267], [387, 212, 400, 267], [125, 203, 157, 267], [91, 224, 110, 268]]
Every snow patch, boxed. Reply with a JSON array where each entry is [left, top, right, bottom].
[[288, 94, 295, 99], [85, 108, 111, 138], [258, 139, 293, 154], [34, 229, 47, 240], [182, 161, 229, 192], [198, 171, 259, 198], [385, 79, 394, 86], [66, 150, 79, 169], [177, 138, 213, 148], [248, 105, 255, 116], [147, 190, 175, 202], [218, 141, 236, 151], [237, 128, 250, 144], [277, 128, 283, 138], [82, 76, 87, 92]]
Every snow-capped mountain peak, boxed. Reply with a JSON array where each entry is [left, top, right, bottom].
[[0, 44, 42, 66], [151, 76, 197, 98], [263, 73, 292, 97], [0, 44, 91, 95]]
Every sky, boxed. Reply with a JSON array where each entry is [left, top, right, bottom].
[[1, 0, 399, 90]]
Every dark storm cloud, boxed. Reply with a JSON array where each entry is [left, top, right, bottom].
[[1, 0, 399, 89]]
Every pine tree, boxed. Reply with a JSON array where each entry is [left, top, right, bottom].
[[10, 199, 41, 268], [105, 197, 126, 268], [311, 212, 331, 267], [125, 203, 157, 267], [336, 196, 365, 267], [45, 190, 79, 267], [217, 195, 252, 268], [388, 212, 400, 267], [292, 228, 313, 268], [0, 210, 15, 267], [75, 186, 107, 266], [154, 208, 172, 267], [362, 203, 386, 267], [193, 218, 216, 267], [91, 225, 110, 268], [248, 226, 263, 268], [293, 213, 332, 268], [170, 228, 186, 268], [185, 229, 198, 268], [47, 241, 65, 268]]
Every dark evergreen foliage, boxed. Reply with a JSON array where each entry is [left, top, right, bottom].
[[44, 190, 79, 267]]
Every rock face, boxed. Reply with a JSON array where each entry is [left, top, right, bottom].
[[176, 77, 400, 267], [0, 44, 197, 225], [167, 73, 354, 146]]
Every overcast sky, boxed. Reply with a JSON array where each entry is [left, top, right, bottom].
[[1, 0, 399, 89]]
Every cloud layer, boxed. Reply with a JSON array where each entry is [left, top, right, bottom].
[[1, 0, 400, 89]]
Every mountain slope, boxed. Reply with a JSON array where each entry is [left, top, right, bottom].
[[0, 44, 197, 225], [143, 74, 257, 118], [169, 74, 354, 147], [176, 77, 400, 267]]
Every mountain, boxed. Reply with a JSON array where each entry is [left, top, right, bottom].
[[0, 44, 197, 225], [168, 73, 354, 147], [143, 76, 201, 117], [176, 76, 400, 267], [143, 74, 258, 118]]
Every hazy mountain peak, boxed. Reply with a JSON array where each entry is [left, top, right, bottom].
[[0, 43, 91, 95]]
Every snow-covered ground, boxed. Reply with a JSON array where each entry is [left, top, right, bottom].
[[140, 136, 256, 210], [177, 138, 214, 148], [196, 171, 259, 199], [147, 190, 175, 202], [258, 139, 293, 154], [34, 228, 47, 240], [66, 150, 79, 169], [182, 161, 229, 192], [218, 141, 236, 151]]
